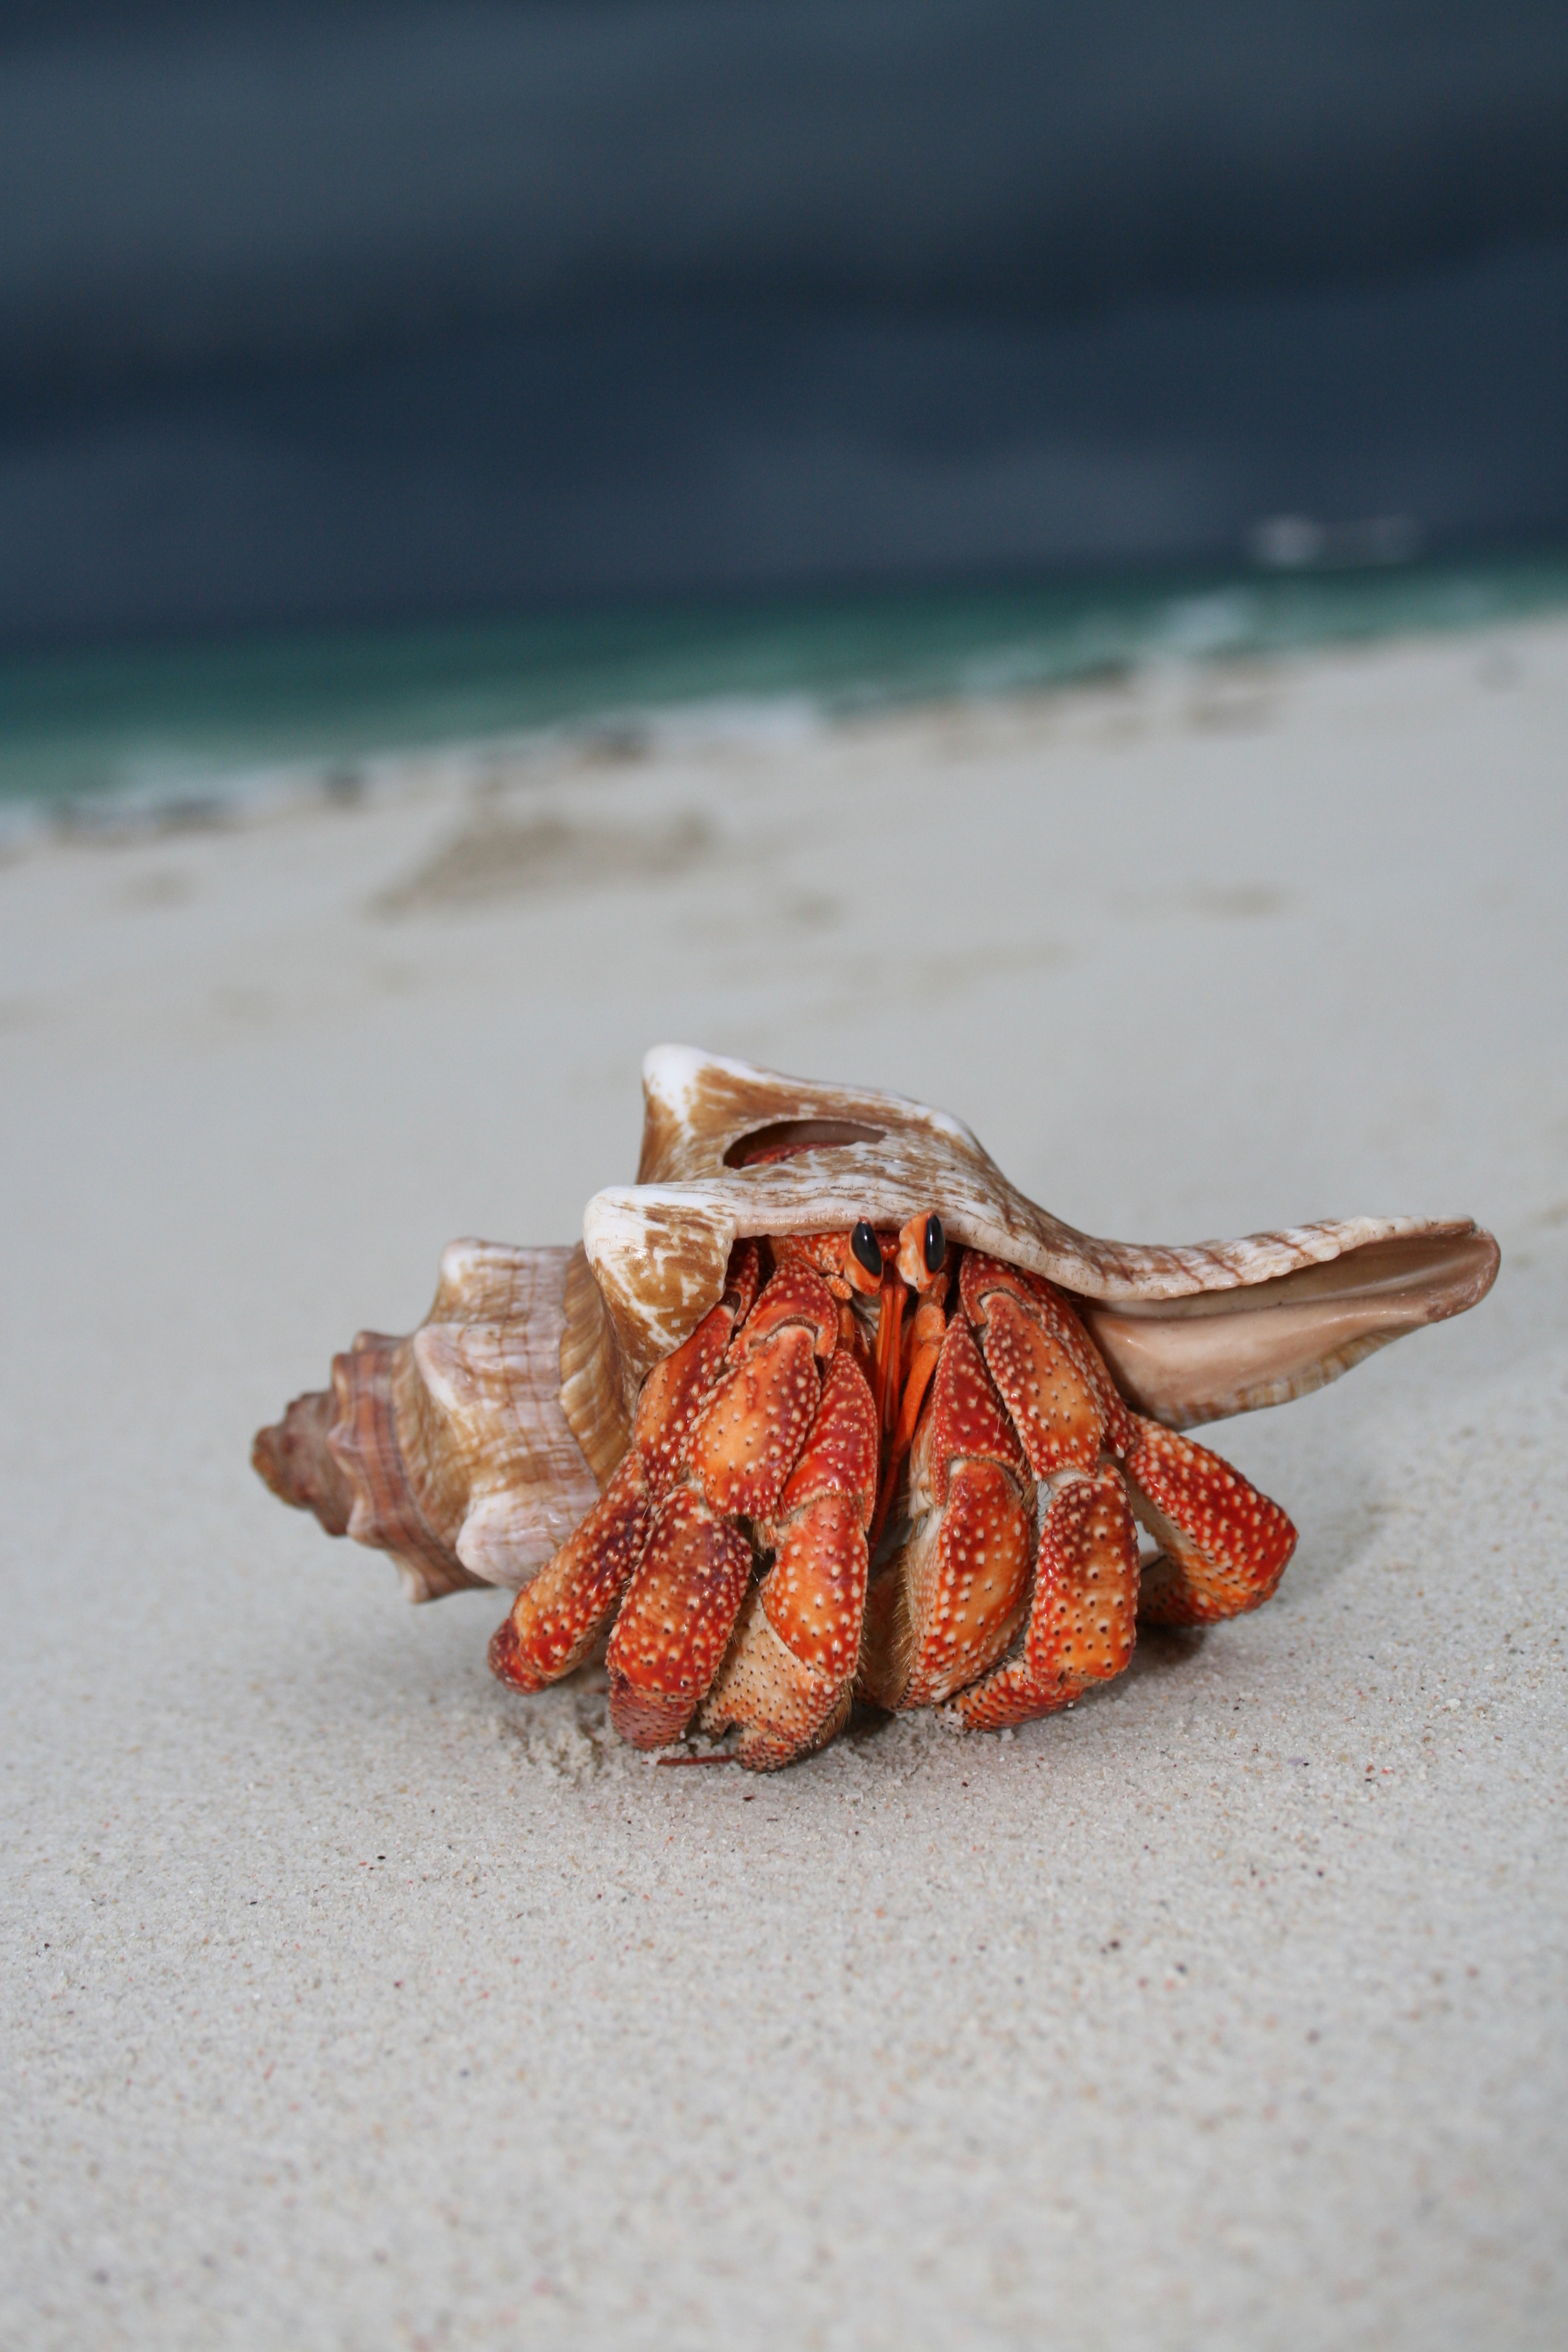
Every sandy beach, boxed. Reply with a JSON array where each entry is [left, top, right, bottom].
[[3, 615, 1565, 2349]]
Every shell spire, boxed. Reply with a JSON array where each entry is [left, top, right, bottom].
[[253, 1241, 618, 1602]]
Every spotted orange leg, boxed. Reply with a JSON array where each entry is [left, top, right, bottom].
[[1121, 1416, 1297, 1626], [946, 1252, 1143, 1727], [488, 1242, 761, 1693], [859, 1300, 1038, 1712], [952, 1253, 1295, 1728], [699, 1342, 879, 1767], [605, 1254, 840, 1747]]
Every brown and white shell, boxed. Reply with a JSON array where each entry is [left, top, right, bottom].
[[253, 1044, 1500, 1602]]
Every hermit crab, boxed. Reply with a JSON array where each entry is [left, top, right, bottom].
[[254, 1046, 1498, 1769]]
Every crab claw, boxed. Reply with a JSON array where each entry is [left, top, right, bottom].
[[700, 1347, 879, 1768], [606, 1487, 756, 1745], [487, 1448, 653, 1693], [489, 1242, 761, 1698], [949, 1465, 1142, 1730], [605, 1256, 840, 1749], [861, 1313, 1037, 1710], [960, 1250, 1135, 1466]]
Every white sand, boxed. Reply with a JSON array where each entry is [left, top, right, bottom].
[[3, 618, 1566, 2351]]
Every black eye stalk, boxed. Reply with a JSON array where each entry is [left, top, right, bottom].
[[850, 1219, 882, 1279], [923, 1214, 946, 1274]]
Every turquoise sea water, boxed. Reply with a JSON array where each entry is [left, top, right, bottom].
[[3, 551, 1565, 823]]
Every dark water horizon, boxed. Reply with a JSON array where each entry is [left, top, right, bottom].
[[3, 544, 1565, 825]]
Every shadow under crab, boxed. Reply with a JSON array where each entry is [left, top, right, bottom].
[[253, 1045, 1498, 1769]]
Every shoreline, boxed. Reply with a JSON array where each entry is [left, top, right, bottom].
[[3, 548, 1565, 832]]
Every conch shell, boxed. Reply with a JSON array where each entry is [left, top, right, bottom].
[[253, 1044, 1498, 1603]]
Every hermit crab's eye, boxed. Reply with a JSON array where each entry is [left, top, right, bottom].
[[923, 1214, 946, 1274], [850, 1220, 882, 1278]]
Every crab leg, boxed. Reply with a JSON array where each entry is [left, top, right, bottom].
[[488, 1244, 759, 1694], [600, 1489, 757, 1745], [938, 1251, 1141, 1727], [960, 1251, 1136, 1463], [950, 1465, 1142, 1728], [859, 1312, 1037, 1710], [700, 1347, 879, 1768], [486, 1448, 655, 1694], [1122, 1416, 1296, 1624], [606, 1257, 839, 1747], [950, 1252, 1294, 1722]]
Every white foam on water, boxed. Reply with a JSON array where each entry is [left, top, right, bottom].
[[3, 553, 1565, 836]]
